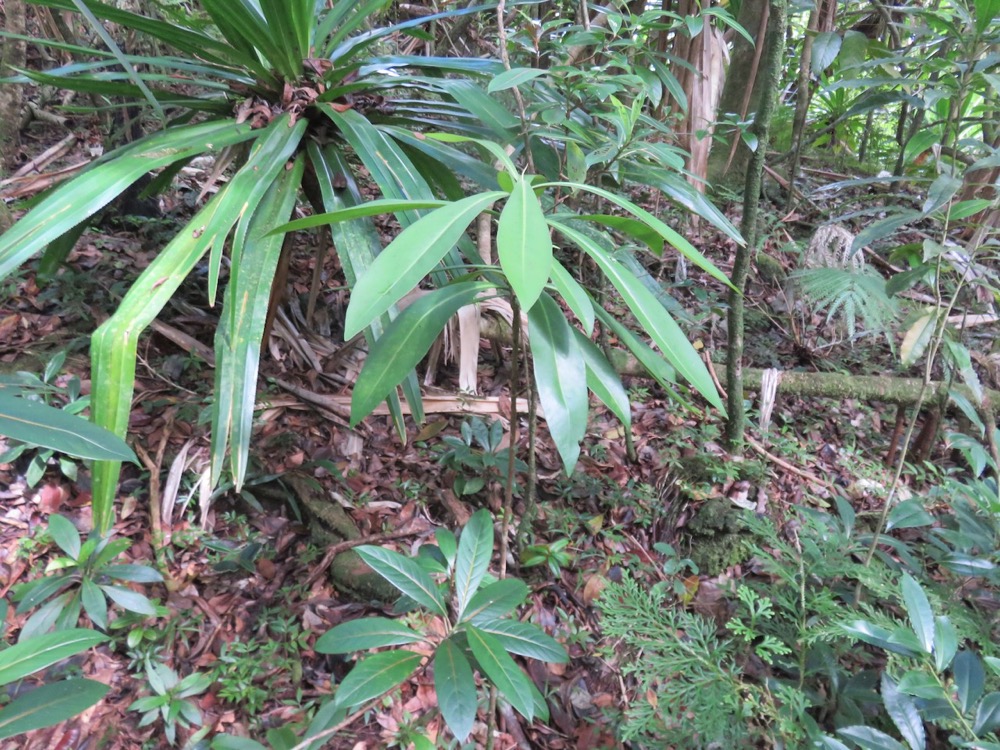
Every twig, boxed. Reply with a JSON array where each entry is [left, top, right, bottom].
[[305, 525, 419, 589], [11, 134, 76, 178], [287, 699, 384, 750]]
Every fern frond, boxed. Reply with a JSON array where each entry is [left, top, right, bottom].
[[791, 266, 898, 339]]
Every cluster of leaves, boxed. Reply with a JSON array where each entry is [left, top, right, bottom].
[[128, 659, 212, 746]]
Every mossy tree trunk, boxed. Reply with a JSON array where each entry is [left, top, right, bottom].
[[724, 0, 786, 454]]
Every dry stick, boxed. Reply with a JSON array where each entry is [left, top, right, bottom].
[[304, 525, 419, 589], [287, 699, 385, 750]]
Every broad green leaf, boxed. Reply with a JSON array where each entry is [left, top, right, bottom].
[[840, 620, 920, 657], [976, 0, 1000, 31], [0, 679, 109, 739], [975, 692, 1000, 735], [334, 650, 423, 711], [344, 192, 504, 338], [47, 514, 80, 560], [13, 574, 72, 613], [881, 674, 924, 750], [315, 618, 423, 655], [211, 154, 304, 489], [435, 637, 478, 741], [80, 578, 107, 631], [487, 67, 546, 93], [899, 574, 934, 654], [934, 616, 958, 672], [900, 309, 939, 367], [549, 260, 595, 334], [886, 499, 934, 531], [528, 293, 588, 473], [0, 393, 136, 463], [212, 737, 269, 750], [454, 509, 495, 621], [99, 585, 156, 616], [922, 174, 963, 216], [466, 625, 534, 719], [356, 546, 447, 616], [812, 31, 842, 75], [301, 699, 348, 750], [837, 726, 907, 750], [574, 332, 632, 432], [594, 307, 683, 401], [0, 629, 109, 686], [955, 650, 985, 713], [463, 578, 529, 625], [897, 670, 947, 701], [497, 176, 552, 311], [0, 120, 253, 281], [852, 210, 922, 255], [574, 214, 663, 253], [351, 282, 494, 425], [551, 221, 722, 410], [101, 564, 163, 583], [474, 620, 568, 663]]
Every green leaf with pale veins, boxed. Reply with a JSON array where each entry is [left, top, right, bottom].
[[497, 176, 552, 310]]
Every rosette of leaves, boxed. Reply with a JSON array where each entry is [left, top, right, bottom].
[[12, 514, 162, 639], [313, 509, 568, 743], [0, 0, 505, 533]]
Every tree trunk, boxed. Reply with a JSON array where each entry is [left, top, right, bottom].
[[0, 0, 26, 173], [724, 0, 786, 453]]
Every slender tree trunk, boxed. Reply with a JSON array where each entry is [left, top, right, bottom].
[[724, 0, 787, 454], [0, 0, 26, 172]]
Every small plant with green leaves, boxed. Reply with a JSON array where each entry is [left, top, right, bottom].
[[520, 538, 573, 578], [0, 353, 137, 486], [0, 626, 110, 740], [314, 508, 567, 743], [128, 659, 212, 746], [12, 514, 162, 639], [437, 417, 526, 496]]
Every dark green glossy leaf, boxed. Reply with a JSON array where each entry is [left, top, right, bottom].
[[836, 726, 907, 750], [900, 574, 934, 654], [454, 509, 494, 621], [47, 514, 80, 560], [466, 625, 533, 719], [574, 332, 632, 432], [0, 629, 109, 686], [955, 650, 985, 713], [474, 619, 568, 663], [975, 692, 1000, 735], [463, 579, 529, 625], [356, 546, 447, 616], [335, 650, 423, 711], [0, 679, 109, 739], [315, 618, 423, 655], [497, 176, 552, 311], [881, 673, 924, 750], [435, 637, 477, 741]]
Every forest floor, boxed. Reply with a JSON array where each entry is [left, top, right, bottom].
[[0, 117, 923, 749]]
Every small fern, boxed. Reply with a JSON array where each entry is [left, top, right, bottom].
[[791, 266, 898, 339]]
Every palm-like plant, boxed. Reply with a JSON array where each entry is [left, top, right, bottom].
[[0, 0, 503, 532]]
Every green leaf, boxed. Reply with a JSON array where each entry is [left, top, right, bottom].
[[466, 625, 534, 720], [900, 309, 939, 368], [270, 199, 449, 235], [551, 220, 722, 409], [473, 620, 568, 663], [0, 678, 109, 739], [334, 650, 423, 711], [435, 637, 478, 741], [351, 281, 494, 425], [454, 509, 494, 621], [594, 307, 682, 399], [881, 674, 924, 750], [99, 585, 156, 616], [840, 620, 920, 657], [955, 650, 985, 713], [101, 564, 163, 584], [356, 546, 447, 616], [549, 259, 594, 334], [837, 726, 907, 750], [497, 176, 552, 311], [80, 578, 107, 631], [487, 67, 546, 93], [976, 0, 1000, 31], [0, 120, 253, 282], [897, 670, 947, 701], [886, 499, 934, 531], [812, 31, 842, 75], [528, 293, 588, 473], [934, 616, 958, 672], [975, 692, 1000, 735], [899, 574, 934, 654], [47, 514, 81, 560], [922, 174, 963, 216], [210, 153, 304, 490], [212, 736, 269, 750], [463, 578, 529, 625], [314, 618, 423, 655], [574, 332, 632, 432], [0, 393, 136, 463], [0, 629, 109, 686], [344, 192, 504, 338]]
